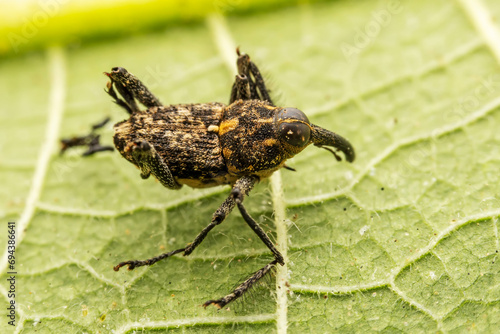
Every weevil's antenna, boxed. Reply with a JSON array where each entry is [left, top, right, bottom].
[[318, 146, 342, 162]]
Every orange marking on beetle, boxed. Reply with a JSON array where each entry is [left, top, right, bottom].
[[218, 119, 239, 135], [257, 117, 273, 124], [263, 138, 277, 146], [223, 148, 233, 159]]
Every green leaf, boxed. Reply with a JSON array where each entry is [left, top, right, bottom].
[[2, 0, 500, 333]]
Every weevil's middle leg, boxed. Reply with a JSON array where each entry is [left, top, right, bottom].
[[113, 176, 258, 271]]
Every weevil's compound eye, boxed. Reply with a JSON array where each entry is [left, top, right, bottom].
[[279, 122, 311, 147], [276, 107, 310, 124], [276, 107, 311, 147]]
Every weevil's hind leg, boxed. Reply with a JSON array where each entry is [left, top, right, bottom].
[[229, 48, 274, 106], [127, 139, 181, 189], [105, 80, 136, 114], [113, 176, 258, 271], [61, 67, 162, 156], [203, 186, 285, 309], [106, 67, 162, 109]]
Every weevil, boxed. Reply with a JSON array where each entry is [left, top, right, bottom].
[[61, 49, 355, 308]]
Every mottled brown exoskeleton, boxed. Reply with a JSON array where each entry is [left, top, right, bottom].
[[61, 49, 355, 308]]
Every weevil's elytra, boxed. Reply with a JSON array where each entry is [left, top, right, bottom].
[[113, 103, 234, 188], [60, 48, 355, 309]]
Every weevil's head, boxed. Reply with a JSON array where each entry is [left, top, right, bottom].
[[275, 107, 355, 163]]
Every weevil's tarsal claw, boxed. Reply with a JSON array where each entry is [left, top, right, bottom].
[[310, 124, 355, 163], [202, 300, 224, 309]]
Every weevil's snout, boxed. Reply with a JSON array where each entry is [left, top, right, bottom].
[[310, 124, 355, 163]]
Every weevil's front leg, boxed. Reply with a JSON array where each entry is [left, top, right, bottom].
[[184, 176, 257, 255], [203, 186, 285, 309], [127, 139, 181, 189], [229, 48, 274, 105], [113, 176, 258, 271]]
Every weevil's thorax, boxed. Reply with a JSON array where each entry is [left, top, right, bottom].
[[219, 100, 307, 179]]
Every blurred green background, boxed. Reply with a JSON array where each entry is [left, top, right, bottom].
[[0, 0, 310, 57]]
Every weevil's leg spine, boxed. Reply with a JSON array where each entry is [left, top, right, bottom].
[[203, 260, 279, 309], [248, 61, 273, 105]]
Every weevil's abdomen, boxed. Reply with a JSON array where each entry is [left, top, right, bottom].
[[114, 102, 235, 188], [219, 100, 287, 178]]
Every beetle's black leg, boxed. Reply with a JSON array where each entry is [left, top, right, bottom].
[[229, 49, 273, 105], [91, 117, 111, 130], [232, 189, 284, 264], [230, 74, 252, 103], [105, 80, 135, 114], [113, 176, 258, 271], [248, 58, 273, 104], [60, 118, 114, 156], [82, 134, 114, 156], [202, 187, 284, 309], [106, 67, 162, 109], [203, 260, 278, 309], [126, 139, 182, 189], [183, 176, 257, 255]]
